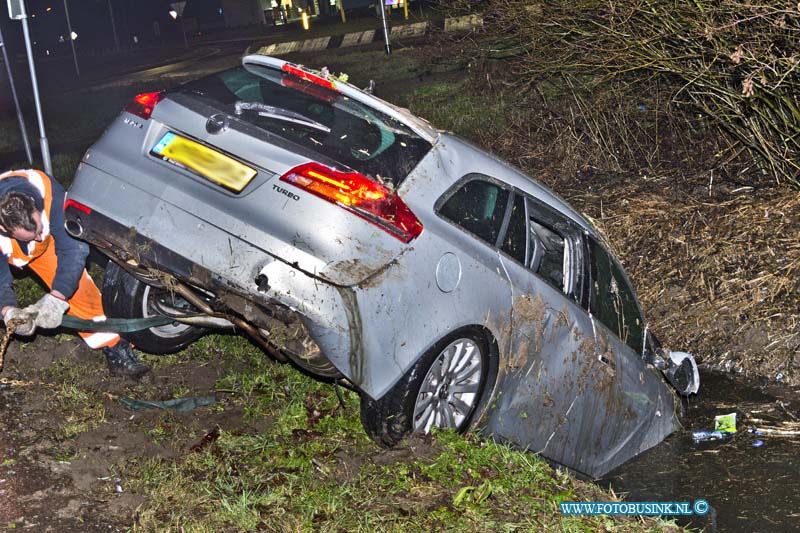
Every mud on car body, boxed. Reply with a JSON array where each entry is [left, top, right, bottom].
[[65, 55, 698, 478]]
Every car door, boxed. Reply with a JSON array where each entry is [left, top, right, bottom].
[[351, 173, 515, 402], [480, 190, 613, 475], [478, 188, 677, 477], [584, 236, 677, 475]]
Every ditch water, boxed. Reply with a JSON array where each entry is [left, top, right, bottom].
[[601, 371, 800, 533]]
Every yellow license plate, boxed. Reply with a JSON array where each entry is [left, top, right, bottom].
[[151, 132, 256, 192]]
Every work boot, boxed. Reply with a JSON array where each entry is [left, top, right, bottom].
[[103, 339, 150, 379]]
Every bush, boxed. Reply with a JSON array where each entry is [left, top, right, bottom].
[[467, 0, 800, 188]]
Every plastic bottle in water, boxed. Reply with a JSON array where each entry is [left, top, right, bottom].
[[691, 430, 729, 441]]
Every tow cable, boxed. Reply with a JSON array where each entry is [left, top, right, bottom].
[[1, 308, 287, 371], [60, 315, 176, 332], [0, 315, 176, 372]]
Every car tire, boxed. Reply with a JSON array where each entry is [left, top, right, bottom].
[[360, 330, 490, 447], [101, 261, 206, 354]]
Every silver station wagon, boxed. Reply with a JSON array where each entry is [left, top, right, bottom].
[[65, 54, 698, 478]]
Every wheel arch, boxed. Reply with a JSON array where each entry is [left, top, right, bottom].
[[452, 324, 501, 431], [359, 323, 501, 447], [406, 323, 501, 432]]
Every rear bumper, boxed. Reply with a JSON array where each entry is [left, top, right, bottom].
[[68, 160, 433, 400], [64, 202, 280, 320], [66, 198, 372, 380], [65, 164, 364, 386]]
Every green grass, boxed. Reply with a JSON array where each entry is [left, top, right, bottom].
[[404, 80, 510, 141], [11, 276, 46, 308], [0, 81, 165, 154], [58, 383, 106, 438], [116, 335, 681, 532], [35, 356, 108, 439]]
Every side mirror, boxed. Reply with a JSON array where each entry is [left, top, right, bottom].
[[663, 350, 700, 396]]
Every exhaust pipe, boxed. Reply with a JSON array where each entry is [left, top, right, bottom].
[[65, 218, 83, 238], [112, 263, 288, 363]]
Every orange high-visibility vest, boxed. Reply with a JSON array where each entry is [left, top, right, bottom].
[[0, 169, 120, 350], [0, 169, 54, 267]]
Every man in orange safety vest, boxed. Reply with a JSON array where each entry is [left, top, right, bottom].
[[0, 169, 149, 378]]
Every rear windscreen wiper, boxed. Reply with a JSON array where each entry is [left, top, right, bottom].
[[234, 101, 331, 133]]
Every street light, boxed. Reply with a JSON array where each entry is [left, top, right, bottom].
[[168, 2, 188, 48], [379, 0, 391, 55], [63, 0, 79, 77], [6, 0, 52, 173]]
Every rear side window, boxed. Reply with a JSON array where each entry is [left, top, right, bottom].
[[440, 181, 583, 300], [172, 65, 432, 188], [439, 179, 510, 245]]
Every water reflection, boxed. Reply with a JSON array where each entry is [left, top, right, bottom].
[[601, 371, 800, 532]]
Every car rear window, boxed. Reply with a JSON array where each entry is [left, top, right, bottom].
[[171, 65, 432, 189]]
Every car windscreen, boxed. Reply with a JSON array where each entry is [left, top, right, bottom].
[[170, 65, 432, 189]]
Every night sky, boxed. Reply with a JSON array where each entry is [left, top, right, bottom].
[[1, 0, 227, 54]]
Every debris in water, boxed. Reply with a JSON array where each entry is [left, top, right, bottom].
[[714, 413, 737, 434], [692, 430, 731, 442]]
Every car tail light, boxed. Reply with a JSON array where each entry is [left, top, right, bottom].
[[124, 91, 164, 120], [281, 63, 335, 91], [280, 162, 423, 243], [281, 76, 336, 102], [64, 199, 91, 215]]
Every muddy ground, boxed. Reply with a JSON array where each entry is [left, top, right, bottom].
[[0, 327, 689, 532], [0, 332, 629, 532], [0, 336, 221, 531], [0, 334, 331, 530]]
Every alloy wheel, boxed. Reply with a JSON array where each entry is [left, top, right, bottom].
[[413, 337, 484, 433]]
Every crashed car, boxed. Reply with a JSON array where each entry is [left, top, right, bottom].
[[64, 54, 698, 478]]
